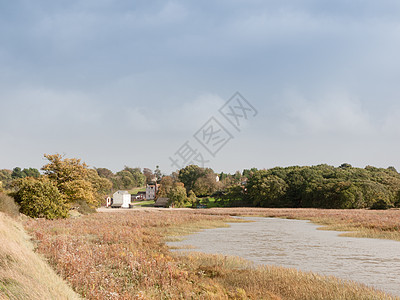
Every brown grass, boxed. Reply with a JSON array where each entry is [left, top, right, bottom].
[[0, 212, 80, 299], [0, 193, 19, 218], [24, 209, 398, 299]]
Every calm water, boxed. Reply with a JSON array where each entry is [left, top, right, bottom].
[[169, 217, 400, 297]]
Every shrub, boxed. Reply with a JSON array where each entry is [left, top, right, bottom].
[[370, 199, 392, 210], [0, 193, 19, 217], [13, 177, 69, 219], [74, 199, 96, 215]]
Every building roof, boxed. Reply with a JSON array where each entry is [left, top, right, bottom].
[[114, 190, 130, 195], [154, 197, 169, 207]]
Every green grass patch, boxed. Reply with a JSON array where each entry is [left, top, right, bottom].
[[132, 200, 155, 207], [128, 186, 146, 194]]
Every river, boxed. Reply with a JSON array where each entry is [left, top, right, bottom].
[[169, 217, 400, 297]]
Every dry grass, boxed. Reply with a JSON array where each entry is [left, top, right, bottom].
[[0, 193, 19, 218], [24, 209, 398, 299], [0, 212, 80, 300]]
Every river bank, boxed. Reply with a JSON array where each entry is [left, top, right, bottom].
[[24, 209, 398, 299], [170, 216, 400, 297]]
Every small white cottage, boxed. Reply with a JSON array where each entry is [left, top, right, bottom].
[[112, 190, 131, 208]]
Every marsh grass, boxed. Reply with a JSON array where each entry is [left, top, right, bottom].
[[24, 209, 398, 299], [0, 212, 80, 299], [0, 193, 19, 218]]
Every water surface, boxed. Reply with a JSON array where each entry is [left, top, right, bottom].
[[169, 217, 400, 297]]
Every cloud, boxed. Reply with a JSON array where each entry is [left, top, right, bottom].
[[1, 1, 400, 171], [281, 90, 374, 136]]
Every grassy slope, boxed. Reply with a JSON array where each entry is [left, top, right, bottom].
[[25, 210, 397, 299], [0, 213, 80, 300]]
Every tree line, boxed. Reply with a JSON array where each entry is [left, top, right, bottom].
[[2, 156, 400, 219], [219, 164, 400, 209]]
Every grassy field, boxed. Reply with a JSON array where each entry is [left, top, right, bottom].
[[129, 187, 146, 194], [24, 209, 399, 299], [0, 212, 80, 299], [131, 200, 155, 207]]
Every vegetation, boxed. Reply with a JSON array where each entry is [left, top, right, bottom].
[[8, 154, 113, 219], [219, 164, 400, 209], [12, 177, 69, 219], [24, 210, 396, 299], [96, 167, 155, 191], [11, 167, 40, 179], [178, 165, 220, 196], [0, 212, 80, 299], [0, 193, 19, 218]]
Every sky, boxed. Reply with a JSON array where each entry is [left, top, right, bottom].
[[1, 0, 400, 174]]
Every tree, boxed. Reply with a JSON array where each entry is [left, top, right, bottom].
[[11, 167, 26, 179], [115, 170, 135, 190], [339, 163, 352, 169], [178, 165, 204, 192], [154, 165, 162, 182], [123, 167, 146, 187], [157, 176, 174, 198], [167, 183, 188, 208], [22, 168, 40, 178], [187, 190, 197, 206], [193, 172, 218, 196], [41, 154, 111, 208], [143, 168, 154, 184], [217, 185, 248, 207], [96, 168, 114, 179], [13, 177, 68, 219], [246, 171, 288, 207], [87, 169, 113, 200]]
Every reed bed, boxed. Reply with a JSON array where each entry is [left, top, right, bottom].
[[24, 209, 398, 299]]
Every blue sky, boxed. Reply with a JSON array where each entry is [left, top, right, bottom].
[[1, 1, 400, 174]]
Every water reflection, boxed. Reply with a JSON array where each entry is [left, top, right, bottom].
[[169, 217, 400, 297]]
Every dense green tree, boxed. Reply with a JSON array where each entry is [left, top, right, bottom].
[[193, 172, 219, 196], [217, 185, 248, 207], [157, 176, 174, 198], [115, 170, 135, 190], [187, 190, 197, 206], [13, 177, 68, 219], [96, 168, 114, 179], [22, 168, 40, 178], [178, 165, 205, 192], [11, 167, 26, 179], [167, 183, 188, 208], [123, 167, 146, 187], [219, 164, 400, 209], [247, 172, 288, 207], [178, 165, 219, 196], [112, 167, 146, 190]]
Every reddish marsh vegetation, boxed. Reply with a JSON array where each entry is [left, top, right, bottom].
[[25, 210, 397, 299]]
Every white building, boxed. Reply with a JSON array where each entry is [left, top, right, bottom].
[[146, 183, 158, 200], [112, 190, 131, 208]]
